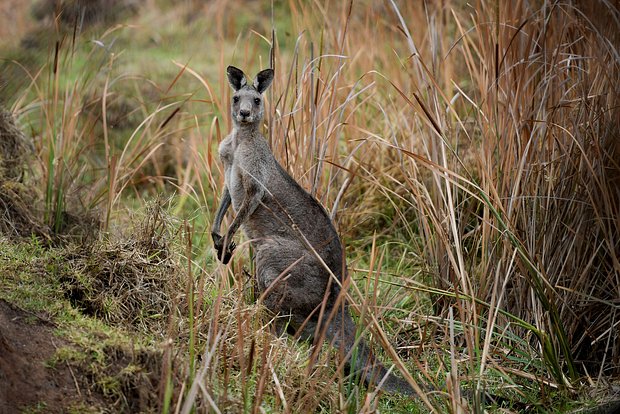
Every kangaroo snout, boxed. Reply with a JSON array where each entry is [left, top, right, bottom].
[[233, 95, 257, 124], [239, 108, 250, 117]]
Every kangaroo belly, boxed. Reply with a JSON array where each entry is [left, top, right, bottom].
[[242, 203, 293, 240], [254, 238, 332, 316]]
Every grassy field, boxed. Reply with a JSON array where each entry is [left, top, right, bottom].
[[0, 0, 618, 413]]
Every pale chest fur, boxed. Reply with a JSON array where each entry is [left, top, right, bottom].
[[218, 130, 274, 212], [218, 132, 242, 211]]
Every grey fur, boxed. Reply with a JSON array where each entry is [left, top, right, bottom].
[[211, 65, 416, 396]]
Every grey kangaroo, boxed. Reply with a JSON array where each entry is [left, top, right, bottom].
[[211, 65, 415, 396]]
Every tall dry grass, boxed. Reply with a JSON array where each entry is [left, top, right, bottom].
[[185, 0, 618, 411], [378, 0, 620, 386], [277, 0, 619, 402]]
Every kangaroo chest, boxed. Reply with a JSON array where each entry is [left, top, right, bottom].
[[218, 134, 243, 212], [218, 131, 272, 213]]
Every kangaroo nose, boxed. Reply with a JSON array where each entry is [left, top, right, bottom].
[[239, 109, 250, 117]]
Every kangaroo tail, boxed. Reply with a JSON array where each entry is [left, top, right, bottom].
[[321, 305, 418, 397], [318, 308, 521, 405]]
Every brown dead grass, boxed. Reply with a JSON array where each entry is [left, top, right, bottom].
[[0, 107, 50, 240], [59, 199, 184, 336], [32, 0, 139, 27]]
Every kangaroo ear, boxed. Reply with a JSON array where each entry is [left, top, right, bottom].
[[253, 68, 274, 94], [227, 66, 247, 91]]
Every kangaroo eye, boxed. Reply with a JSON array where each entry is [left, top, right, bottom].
[[233, 96, 239, 103], [254, 98, 261, 105]]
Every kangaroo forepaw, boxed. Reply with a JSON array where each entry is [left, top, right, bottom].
[[212, 232, 236, 264], [221, 240, 236, 264]]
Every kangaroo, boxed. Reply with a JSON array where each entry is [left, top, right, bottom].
[[211, 65, 416, 396]]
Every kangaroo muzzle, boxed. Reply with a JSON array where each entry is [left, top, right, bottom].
[[238, 102, 253, 123]]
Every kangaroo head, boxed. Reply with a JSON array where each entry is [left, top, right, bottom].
[[227, 66, 274, 127]]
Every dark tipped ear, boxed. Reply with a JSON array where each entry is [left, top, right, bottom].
[[227, 66, 247, 91], [253, 68, 274, 94]]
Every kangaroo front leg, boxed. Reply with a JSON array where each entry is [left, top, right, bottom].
[[212, 188, 236, 263], [218, 178, 264, 264], [212, 188, 231, 235]]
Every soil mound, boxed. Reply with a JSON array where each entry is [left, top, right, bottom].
[[0, 299, 105, 413], [0, 107, 50, 240]]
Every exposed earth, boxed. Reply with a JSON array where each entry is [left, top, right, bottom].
[[0, 300, 105, 413]]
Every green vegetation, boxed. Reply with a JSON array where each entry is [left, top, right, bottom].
[[0, 0, 618, 413]]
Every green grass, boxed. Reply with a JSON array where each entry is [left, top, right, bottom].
[[0, 237, 165, 412]]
